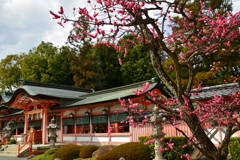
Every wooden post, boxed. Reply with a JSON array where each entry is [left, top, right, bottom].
[[42, 108, 48, 144], [24, 113, 29, 134], [89, 109, 93, 143]]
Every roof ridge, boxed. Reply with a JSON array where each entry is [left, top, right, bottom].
[[19, 80, 93, 93], [192, 82, 239, 92], [80, 78, 156, 97]]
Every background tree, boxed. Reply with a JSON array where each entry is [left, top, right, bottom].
[[51, 1, 240, 159], [67, 42, 106, 90], [119, 34, 157, 84], [21, 41, 74, 85], [0, 54, 24, 91], [162, 0, 238, 87], [92, 43, 123, 89], [67, 16, 123, 90]]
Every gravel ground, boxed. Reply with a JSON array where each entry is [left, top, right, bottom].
[[0, 157, 28, 160]]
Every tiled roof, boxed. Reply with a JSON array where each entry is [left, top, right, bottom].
[[191, 83, 239, 100], [56, 77, 172, 108], [4, 110, 24, 117], [1, 80, 93, 104], [0, 92, 14, 102], [18, 80, 92, 99], [18, 85, 89, 99], [18, 80, 92, 92]]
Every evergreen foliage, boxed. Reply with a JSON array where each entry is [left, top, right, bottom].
[[0, 54, 23, 91], [96, 142, 151, 160], [44, 148, 59, 156], [80, 145, 99, 158], [52, 144, 82, 160], [139, 135, 193, 160], [21, 41, 74, 86]]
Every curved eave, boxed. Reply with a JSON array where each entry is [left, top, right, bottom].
[[4, 110, 24, 117], [2, 87, 85, 106], [57, 78, 170, 109], [1, 88, 28, 106], [191, 82, 240, 100]]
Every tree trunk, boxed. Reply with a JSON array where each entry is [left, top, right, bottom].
[[149, 50, 229, 160]]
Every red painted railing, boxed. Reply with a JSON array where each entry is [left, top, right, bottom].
[[0, 136, 7, 146], [17, 131, 33, 157]]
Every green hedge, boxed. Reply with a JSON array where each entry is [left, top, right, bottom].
[[6, 138, 16, 144], [139, 136, 193, 160], [96, 142, 151, 160], [44, 148, 59, 156], [80, 145, 99, 158], [93, 145, 116, 158], [229, 137, 240, 160], [52, 144, 83, 160]]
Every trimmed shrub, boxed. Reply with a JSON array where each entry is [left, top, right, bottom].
[[163, 137, 193, 160], [229, 137, 240, 160], [92, 145, 116, 158], [80, 145, 99, 158], [52, 144, 83, 160], [31, 155, 48, 160], [6, 138, 17, 144], [96, 142, 151, 160], [139, 136, 193, 160], [44, 148, 59, 156], [138, 135, 155, 159], [29, 150, 45, 156]]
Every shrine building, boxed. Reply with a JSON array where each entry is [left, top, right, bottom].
[[0, 78, 239, 146], [0, 78, 172, 145]]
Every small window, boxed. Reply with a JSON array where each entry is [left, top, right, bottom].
[[110, 112, 128, 123], [76, 116, 90, 134], [29, 120, 42, 130], [76, 116, 90, 125], [62, 118, 74, 126], [62, 118, 75, 134], [92, 115, 108, 124], [92, 115, 108, 133], [110, 112, 129, 133]]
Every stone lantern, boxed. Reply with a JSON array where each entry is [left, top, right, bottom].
[[47, 117, 59, 148], [148, 105, 166, 160], [3, 121, 14, 142]]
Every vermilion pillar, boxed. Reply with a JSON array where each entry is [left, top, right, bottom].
[[42, 107, 48, 144], [24, 112, 29, 133]]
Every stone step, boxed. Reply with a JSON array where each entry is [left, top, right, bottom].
[[4, 148, 19, 151], [0, 145, 28, 157], [0, 153, 18, 157], [2, 151, 17, 154], [6, 145, 19, 148]]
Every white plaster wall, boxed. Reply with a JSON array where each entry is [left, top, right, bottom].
[[147, 104, 155, 110], [92, 106, 105, 113], [10, 118, 17, 122], [63, 110, 74, 116], [63, 136, 75, 141], [76, 109, 88, 115], [77, 136, 91, 142], [34, 113, 42, 119], [231, 132, 238, 137], [18, 117, 24, 122], [111, 136, 130, 142], [17, 137, 22, 141], [110, 104, 122, 111], [205, 128, 225, 144], [133, 103, 146, 110], [64, 126, 68, 134], [92, 136, 108, 142]]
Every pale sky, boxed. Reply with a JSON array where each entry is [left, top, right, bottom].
[[0, 0, 239, 61]]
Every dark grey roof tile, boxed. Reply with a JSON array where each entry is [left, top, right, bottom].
[[191, 83, 239, 100]]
